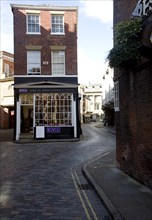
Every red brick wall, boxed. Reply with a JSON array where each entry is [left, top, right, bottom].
[[114, 0, 137, 24], [13, 7, 77, 75], [114, 0, 152, 188], [116, 62, 152, 188]]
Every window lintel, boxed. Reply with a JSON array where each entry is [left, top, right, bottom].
[[26, 10, 41, 14], [50, 11, 64, 15], [26, 46, 42, 50], [50, 46, 66, 51]]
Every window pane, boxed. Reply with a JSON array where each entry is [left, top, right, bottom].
[[35, 93, 72, 126], [52, 51, 65, 75], [27, 14, 40, 33], [27, 51, 41, 74], [51, 15, 64, 34], [114, 81, 119, 111]]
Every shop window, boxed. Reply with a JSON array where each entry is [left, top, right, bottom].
[[51, 15, 64, 34], [52, 51, 65, 75], [27, 51, 41, 75], [35, 93, 72, 126], [114, 81, 120, 111], [27, 14, 40, 34], [20, 94, 33, 105]]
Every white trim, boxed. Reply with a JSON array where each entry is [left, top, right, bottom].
[[0, 54, 14, 62], [51, 33, 65, 36], [51, 50, 65, 76], [11, 4, 78, 11], [114, 81, 120, 112], [27, 51, 41, 75], [33, 94, 35, 127], [50, 46, 66, 50], [26, 13, 41, 34], [50, 11, 65, 14], [16, 99, 21, 140], [26, 10, 41, 13], [73, 97, 77, 138], [26, 32, 41, 35], [51, 14, 64, 35]]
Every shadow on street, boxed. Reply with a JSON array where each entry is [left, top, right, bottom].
[[0, 129, 14, 142]]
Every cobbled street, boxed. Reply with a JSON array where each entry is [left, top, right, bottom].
[[0, 123, 115, 220]]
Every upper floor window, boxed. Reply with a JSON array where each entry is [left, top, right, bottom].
[[27, 14, 40, 34], [114, 81, 120, 111], [52, 51, 65, 75], [95, 103, 100, 110], [4, 63, 9, 76], [51, 15, 64, 34], [27, 51, 41, 75]]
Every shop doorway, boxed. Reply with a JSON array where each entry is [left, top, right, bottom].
[[21, 106, 33, 133]]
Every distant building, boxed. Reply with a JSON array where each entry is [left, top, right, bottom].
[[0, 51, 14, 129], [79, 84, 103, 123], [11, 4, 79, 140]]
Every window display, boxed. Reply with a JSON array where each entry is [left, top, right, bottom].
[[35, 93, 72, 126]]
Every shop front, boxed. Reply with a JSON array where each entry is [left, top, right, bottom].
[[14, 81, 79, 140]]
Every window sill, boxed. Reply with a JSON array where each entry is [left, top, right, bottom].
[[50, 33, 65, 36], [28, 73, 41, 75], [26, 32, 41, 35]]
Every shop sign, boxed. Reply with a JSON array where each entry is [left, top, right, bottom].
[[132, 0, 152, 17], [19, 88, 28, 93], [46, 127, 61, 134], [18, 88, 76, 93]]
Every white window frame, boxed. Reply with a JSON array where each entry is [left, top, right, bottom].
[[51, 15, 64, 35], [27, 51, 41, 75], [51, 51, 65, 76], [4, 63, 10, 77], [114, 81, 120, 111], [35, 93, 72, 126], [26, 14, 40, 34]]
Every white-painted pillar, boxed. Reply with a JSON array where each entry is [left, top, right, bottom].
[[73, 96, 77, 138], [33, 94, 35, 127], [16, 98, 20, 140]]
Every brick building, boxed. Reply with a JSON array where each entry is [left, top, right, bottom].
[[0, 51, 14, 129], [113, 0, 152, 188], [11, 4, 80, 140]]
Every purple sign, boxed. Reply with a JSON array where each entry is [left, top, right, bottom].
[[46, 127, 61, 134], [19, 88, 28, 93]]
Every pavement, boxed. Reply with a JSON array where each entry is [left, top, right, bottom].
[[83, 125, 152, 220]]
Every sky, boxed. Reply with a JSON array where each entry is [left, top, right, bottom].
[[0, 0, 113, 84]]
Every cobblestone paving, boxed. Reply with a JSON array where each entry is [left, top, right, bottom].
[[0, 124, 115, 220]]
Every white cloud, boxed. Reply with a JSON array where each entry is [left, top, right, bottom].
[[0, 32, 13, 54], [78, 47, 107, 84], [80, 0, 113, 24]]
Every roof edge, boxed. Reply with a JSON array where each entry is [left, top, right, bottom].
[[10, 4, 78, 11]]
